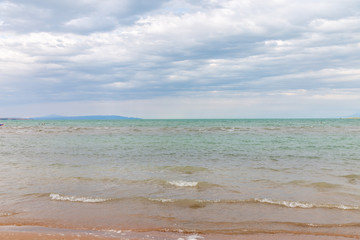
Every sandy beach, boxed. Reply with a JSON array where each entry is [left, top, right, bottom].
[[0, 225, 359, 240], [0, 231, 359, 240]]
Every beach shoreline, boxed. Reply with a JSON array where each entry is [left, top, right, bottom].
[[0, 225, 359, 240]]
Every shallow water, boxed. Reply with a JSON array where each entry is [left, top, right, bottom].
[[1, 119, 360, 238]]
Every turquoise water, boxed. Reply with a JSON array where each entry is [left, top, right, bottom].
[[1, 119, 360, 237]]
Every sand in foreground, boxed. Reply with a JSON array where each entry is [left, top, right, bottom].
[[0, 231, 359, 240]]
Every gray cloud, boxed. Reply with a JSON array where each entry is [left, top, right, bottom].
[[0, 0, 169, 33], [1, 0, 360, 117]]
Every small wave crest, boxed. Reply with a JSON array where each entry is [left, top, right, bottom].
[[178, 234, 204, 240], [0, 212, 17, 217], [168, 180, 199, 187], [253, 198, 360, 210], [147, 197, 360, 210], [148, 198, 221, 209], [66, 176, 121, 183], [160, 166, 209, 174], [308, 182, 341, 189], [254, 198, 314, 208], [342, 174, 360, 180], [49, 193, 110, 203], [166, 180, 221, 189], [341, 174, 360, 184]]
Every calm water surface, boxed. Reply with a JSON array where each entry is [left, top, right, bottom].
[[1, 119, 360, 238]]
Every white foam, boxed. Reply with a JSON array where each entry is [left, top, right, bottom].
[[186, 234, 204, 240], [0, 212, 12, 217], [106, 229, 122, 234], [254, 198, 360, 210], [336, 204, 360, 210], [168, 180, 198, 187], [255, 198, 314, 208], [49, 193, 109, 203], [148, 198, 175, 203]]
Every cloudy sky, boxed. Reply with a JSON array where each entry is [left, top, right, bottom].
[[1, 0, 360, 118]]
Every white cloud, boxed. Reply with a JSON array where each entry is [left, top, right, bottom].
[[310, 17, 360, 32], [1, 0, 360, 117], [64, 16, 118, 32], [4, 89, 360, 119], [104, 81, 139, 89]]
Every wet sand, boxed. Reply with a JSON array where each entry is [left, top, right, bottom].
[[0, 226, 359, 240], [0, 232, 358, 240], [0, 232, 112, 240]]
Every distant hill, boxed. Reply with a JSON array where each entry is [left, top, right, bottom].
[[32, 115, 141, 120], [0, 118, 30, 120]]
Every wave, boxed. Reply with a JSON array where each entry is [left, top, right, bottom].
[[148, 197, 360, 210], [167, 180, 222, 190], [59, 177, 219, 190], [254, 198, 360, 210], [66, 176, 122, 183], [254, 198, 314, 208], [287, 180, 342, 189], [166, 180, 221, 189], [49, 193, 111, 203], [252, 167, 283, 172], [307, 182, 342, 189], [148, 198, 220, 209], [182, 234, 204, 240], [47, 192, 360, 211], [0, 211, 17, 217], [168, 180, 199, 187], [341, 174, 360, 184], [342, 174, 360, 179]]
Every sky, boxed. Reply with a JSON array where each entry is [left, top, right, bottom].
[[1, 0, 360, 119]]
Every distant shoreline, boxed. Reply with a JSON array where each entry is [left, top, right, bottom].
[[1, 117, 359, 121]]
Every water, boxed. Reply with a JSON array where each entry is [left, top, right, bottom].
[[1, 119, 360, 238]]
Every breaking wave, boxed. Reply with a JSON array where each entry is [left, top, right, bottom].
[[0, 212, 17, 217], [47, 192, 360, 210], [148, 197, 360, 210], [49, 193, 111, 203], [168, 180, 199, 187], [252, 198, 360, 210]]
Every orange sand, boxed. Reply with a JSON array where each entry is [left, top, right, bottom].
[[0, 232, 358, 240]]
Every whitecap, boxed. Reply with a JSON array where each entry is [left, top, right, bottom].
[[254, 198, 314, 208], [148, 198, 175, 203], [254, 198, 360, 210], [168, 180, 198, 187], [0, 212, 13, 217], [336, 204, 360, 210], [186, 234, 204, 240], [49, 193, 109, 203]]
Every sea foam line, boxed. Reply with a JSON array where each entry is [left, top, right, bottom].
[[149, 198, 176, 203], [178, 235, 204, 240], [148, 197, 360, 210], [254, 198, 314, 208], [148, 198, 220, 203], [49, 193, 110, 203], [254, 198, 360, 210]]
